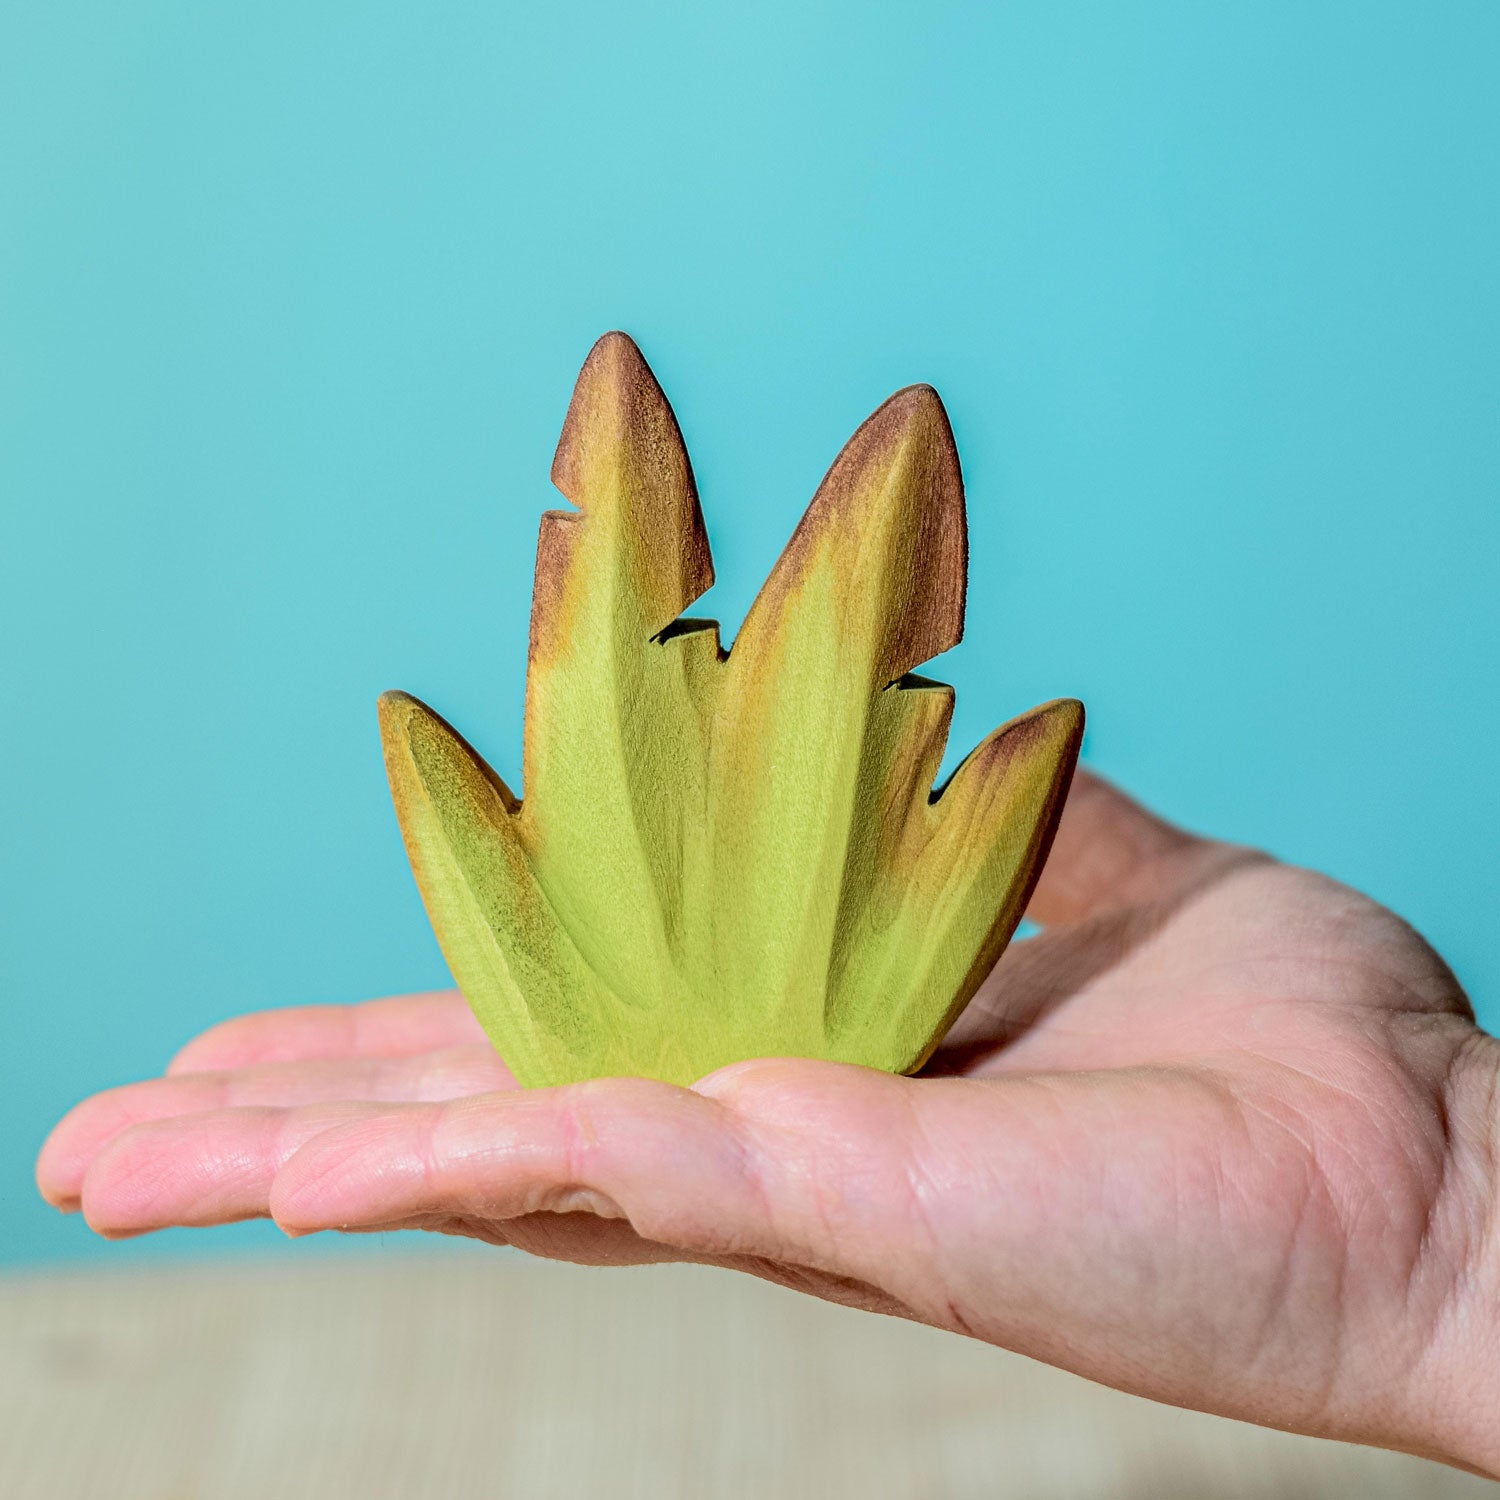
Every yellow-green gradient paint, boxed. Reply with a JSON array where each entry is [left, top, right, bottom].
[[379, 333, 1083, 1087]]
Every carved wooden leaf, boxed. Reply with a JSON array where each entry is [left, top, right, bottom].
[[380, 332, 1083, 1086]]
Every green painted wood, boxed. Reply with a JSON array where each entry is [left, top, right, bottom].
[[380, 333, 1083, 1086]]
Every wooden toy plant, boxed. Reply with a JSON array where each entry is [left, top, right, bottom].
[[379, 334, 1083, 1088]]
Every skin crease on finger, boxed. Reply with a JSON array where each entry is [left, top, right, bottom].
[[34, 771, 1500, 1477]]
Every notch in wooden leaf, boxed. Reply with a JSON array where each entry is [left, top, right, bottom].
[[379, 333, 1083, 1088]]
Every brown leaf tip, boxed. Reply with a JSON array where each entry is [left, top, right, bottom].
[[543, 331, 714, 633], [549, 330, 660, 502], [930, 697, 1084, 805], [814, 381, 967, 678]]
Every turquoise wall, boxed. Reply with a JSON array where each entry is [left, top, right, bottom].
[[4, 1, 1496, 1264]]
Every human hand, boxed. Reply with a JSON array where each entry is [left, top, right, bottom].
[[37, 771, 1500, 1473]]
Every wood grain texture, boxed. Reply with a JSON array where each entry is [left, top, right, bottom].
[[0, 1256, 1488, 1500], [380, 332, 1084, 1086]]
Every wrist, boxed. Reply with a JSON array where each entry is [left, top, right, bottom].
[[1415, 1032, 1500, 1476]]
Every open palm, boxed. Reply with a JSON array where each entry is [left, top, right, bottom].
[[37, 771, 1500, 1470]]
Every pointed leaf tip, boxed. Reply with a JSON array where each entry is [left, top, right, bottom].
[[548, 331, 668, 502], [555, 333, 642, 492], [864, 383, 967, 677], [378, 689, 521, 817], [540, 331, 713, 639], [733, 377, 966, 688]]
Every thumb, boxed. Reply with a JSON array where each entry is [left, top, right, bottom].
[[1026, 768, 1214, 926]]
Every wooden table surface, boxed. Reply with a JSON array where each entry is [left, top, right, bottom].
[[0, 1254, 1489, 1498]]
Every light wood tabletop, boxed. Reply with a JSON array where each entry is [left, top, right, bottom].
[[0, 1253, 1489, 1498]]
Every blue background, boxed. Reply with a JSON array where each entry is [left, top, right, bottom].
[[4, 2, 1496, 1266]]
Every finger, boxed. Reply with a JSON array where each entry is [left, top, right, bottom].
[[78, 1102, 391, 1235], [1025, 767, 1217, 926], [268, 1061, 945, 1296], [269, 1078, 748, 1241], [37, 1044, 513, 1210], [168, 990, 484, 1074]]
